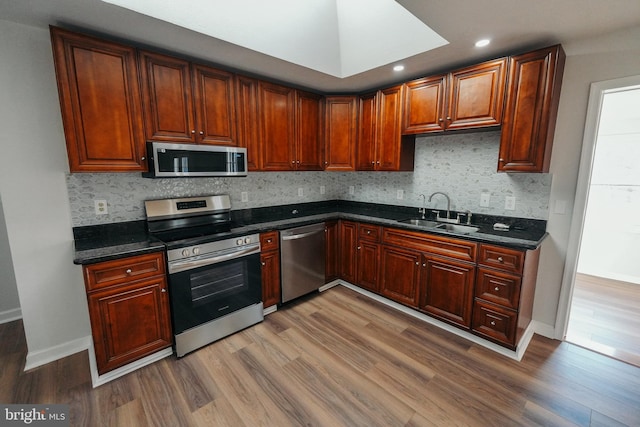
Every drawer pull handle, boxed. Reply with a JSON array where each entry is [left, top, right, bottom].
[[125, 269, 132, 274], [490, 321, 496, 326], [494, 287, 500, 291], [367, 230, 371, 234], [267, 239, 272, 243], [497, 257, 504, 263]]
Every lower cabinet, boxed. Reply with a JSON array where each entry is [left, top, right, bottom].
[[379, 246, 420, 307], [82, 252, 172, 375], [325, 221, 340, 282], [260, 231, 281, 308]]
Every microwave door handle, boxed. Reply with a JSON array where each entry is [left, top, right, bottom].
[[168, 245, 260, 274]]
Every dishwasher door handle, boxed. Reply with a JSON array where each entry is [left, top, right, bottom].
[[281, 229, 324, 241]]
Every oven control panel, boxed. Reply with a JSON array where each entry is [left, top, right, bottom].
[[167, 234, 261, 263]]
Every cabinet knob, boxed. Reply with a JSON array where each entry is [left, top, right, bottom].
[[376, 161, 380, 165], [267, 239, 272, 243], [161, 288, 167, 293], [261, 262, 266, 266], [125, 269, 132, 274], [490, 321, 496, 326], [371, 161, 375, 165], [497, 257, 504, 263], [415, 261, 419, 265], [422, 263, 426, 267], [494, 286, 500, 291], [357, 246, 361, 250], [446, 116, 451, 120], [292, 160, 295, 164], [199, 131, 204, 135], [191, 130, 196, 134], [141, 156, 145, 161], [499, 158, 505, 162], [366, 230, 371, 235], [439, 118, 444, 122]]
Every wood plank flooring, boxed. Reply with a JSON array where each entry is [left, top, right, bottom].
[[2, 285, 640, 426], [566, 273, 640, 367]]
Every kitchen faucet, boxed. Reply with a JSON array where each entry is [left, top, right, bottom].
[[428, 191, 458, 223], [418, 194, 427, 219]]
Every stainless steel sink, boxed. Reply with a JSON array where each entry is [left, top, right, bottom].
[[435, 223, 480, 234], [397, 219, 441, 228]]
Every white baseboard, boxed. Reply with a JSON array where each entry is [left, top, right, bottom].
[[263, 304, 278, 316], [0, 307, 22, 324], [24, 335, 92, 371], [337, 281, 540, 361], [319, 280, 341, 292], [531, 320, 556, 339]]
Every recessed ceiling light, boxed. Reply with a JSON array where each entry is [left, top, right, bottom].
[[393, 65, 405, 72], [475, 39, 490, 47]]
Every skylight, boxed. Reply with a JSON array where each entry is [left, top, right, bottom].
[[100, 0, 448, 78]]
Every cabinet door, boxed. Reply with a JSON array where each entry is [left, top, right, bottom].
[[447, 58, 506, 131], [325, 221, 340, 282], [295, 90, 324, 170], [50, 27, 146, 172], [498, 45, 565, 172], [88, 277, 172, 375], [376, 85, 404, 171], [139, 51, 195, 143], [236, 76, 261, 170], [402, 75, 447, 134], [261, 250, 281, 308], [325, 96, 357, 171], [259, 82, 296, 170], [356, 241, 380, 292], [339, 221, 358, 283], [356, 93, 377, 171], [420, 256, 475, 328], [192, 65, 237, 146], [379, 246, 420, 307]]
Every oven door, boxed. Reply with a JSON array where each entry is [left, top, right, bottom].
[[168, 251, 261, 334]]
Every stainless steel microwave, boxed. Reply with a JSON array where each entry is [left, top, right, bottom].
[[142, 142, 248, 178]]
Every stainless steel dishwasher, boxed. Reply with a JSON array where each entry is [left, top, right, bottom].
[[280, 223, 326, 303]]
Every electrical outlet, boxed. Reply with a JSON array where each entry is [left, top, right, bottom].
[[396, 189, 404, 200], [480, 193, 490, 207], [298, 187, 304, 197], [349, 186, 355, 195], [320, 185, 326, 195], [241, 192, 248, 202], [94, 199, 108, 215], [505, 196, 516, 211]]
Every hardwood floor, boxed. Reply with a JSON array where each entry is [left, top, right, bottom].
[[566, 273, 640, 368], [2, 285, 640, 426]]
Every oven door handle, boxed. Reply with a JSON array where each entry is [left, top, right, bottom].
[[168, 245, 260, 274]]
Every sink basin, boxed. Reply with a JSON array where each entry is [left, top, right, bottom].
[[435, 223, 480, 234], [397, 219, 441, 228]]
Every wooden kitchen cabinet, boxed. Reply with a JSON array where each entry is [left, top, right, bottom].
[[83, 252, 172, 375], [498, 45, 565, 173], [472, 243, 541, 349], [50, 27, 147, 172], [325, 221, 340, 282], [355, 223, 382, 293], [379, 245, 420, 307], [295, 90, 324, 170], [338, 220, 358, 284], [403, 58, 506, 134], [139, 51, 237, 145], [260, 231, 281, 308], [236, 75, 261, 170], [324, 96, 357, 171], [357, 87, 415, 171]]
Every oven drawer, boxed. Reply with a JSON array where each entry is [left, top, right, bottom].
[[84, 252, 166, 292]]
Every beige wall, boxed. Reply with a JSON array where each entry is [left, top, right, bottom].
[[532, 26, 640, 333]]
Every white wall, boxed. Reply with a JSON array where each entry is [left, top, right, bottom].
[[0, 195, 21, 322], [533, 25, 640, 332], [0, 20, 91, 367]]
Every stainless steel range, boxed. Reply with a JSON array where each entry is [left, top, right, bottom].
[[145, 194, 263, 357]]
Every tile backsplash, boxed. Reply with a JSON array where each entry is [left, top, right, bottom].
[[67, 131, 552, 226]]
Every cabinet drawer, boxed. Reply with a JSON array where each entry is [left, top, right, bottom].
[[358, 223, 381, 242], [84, 252, 165, 291], [472, 300, 517, 348], [475, 268, 522, 309], [260, 231, 280, 252], [382, 227, 477, 262], [478, 244, 524, 274]]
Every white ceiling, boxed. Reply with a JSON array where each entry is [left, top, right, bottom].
[[1, 0, 640, 92]]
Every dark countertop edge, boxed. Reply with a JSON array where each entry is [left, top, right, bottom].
[[73, 202, 548, 264]]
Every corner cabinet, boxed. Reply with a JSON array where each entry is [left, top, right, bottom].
[[357, 86, 415, 171], [498, 45, 565, 173], [50, 27, 147, 172], [139, 51, 237, 145], [82, 252, 172, 375], [324, 96, 357, 171]]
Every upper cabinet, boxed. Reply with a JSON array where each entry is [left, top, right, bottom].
[[236, 76, 261, 170], [295, 90, 324, 171], [403, 58, 507, 134], [324, 96, 357, 171], [50, 27, 147, 172], [357, 86, 415, 171], [498, 45, 565, 173], [139, 51, 237, 145]]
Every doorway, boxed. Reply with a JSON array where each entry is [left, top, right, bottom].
[[562, 77, 640, 366]]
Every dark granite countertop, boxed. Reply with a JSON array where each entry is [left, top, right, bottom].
[[73, 200, 547, 265]]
